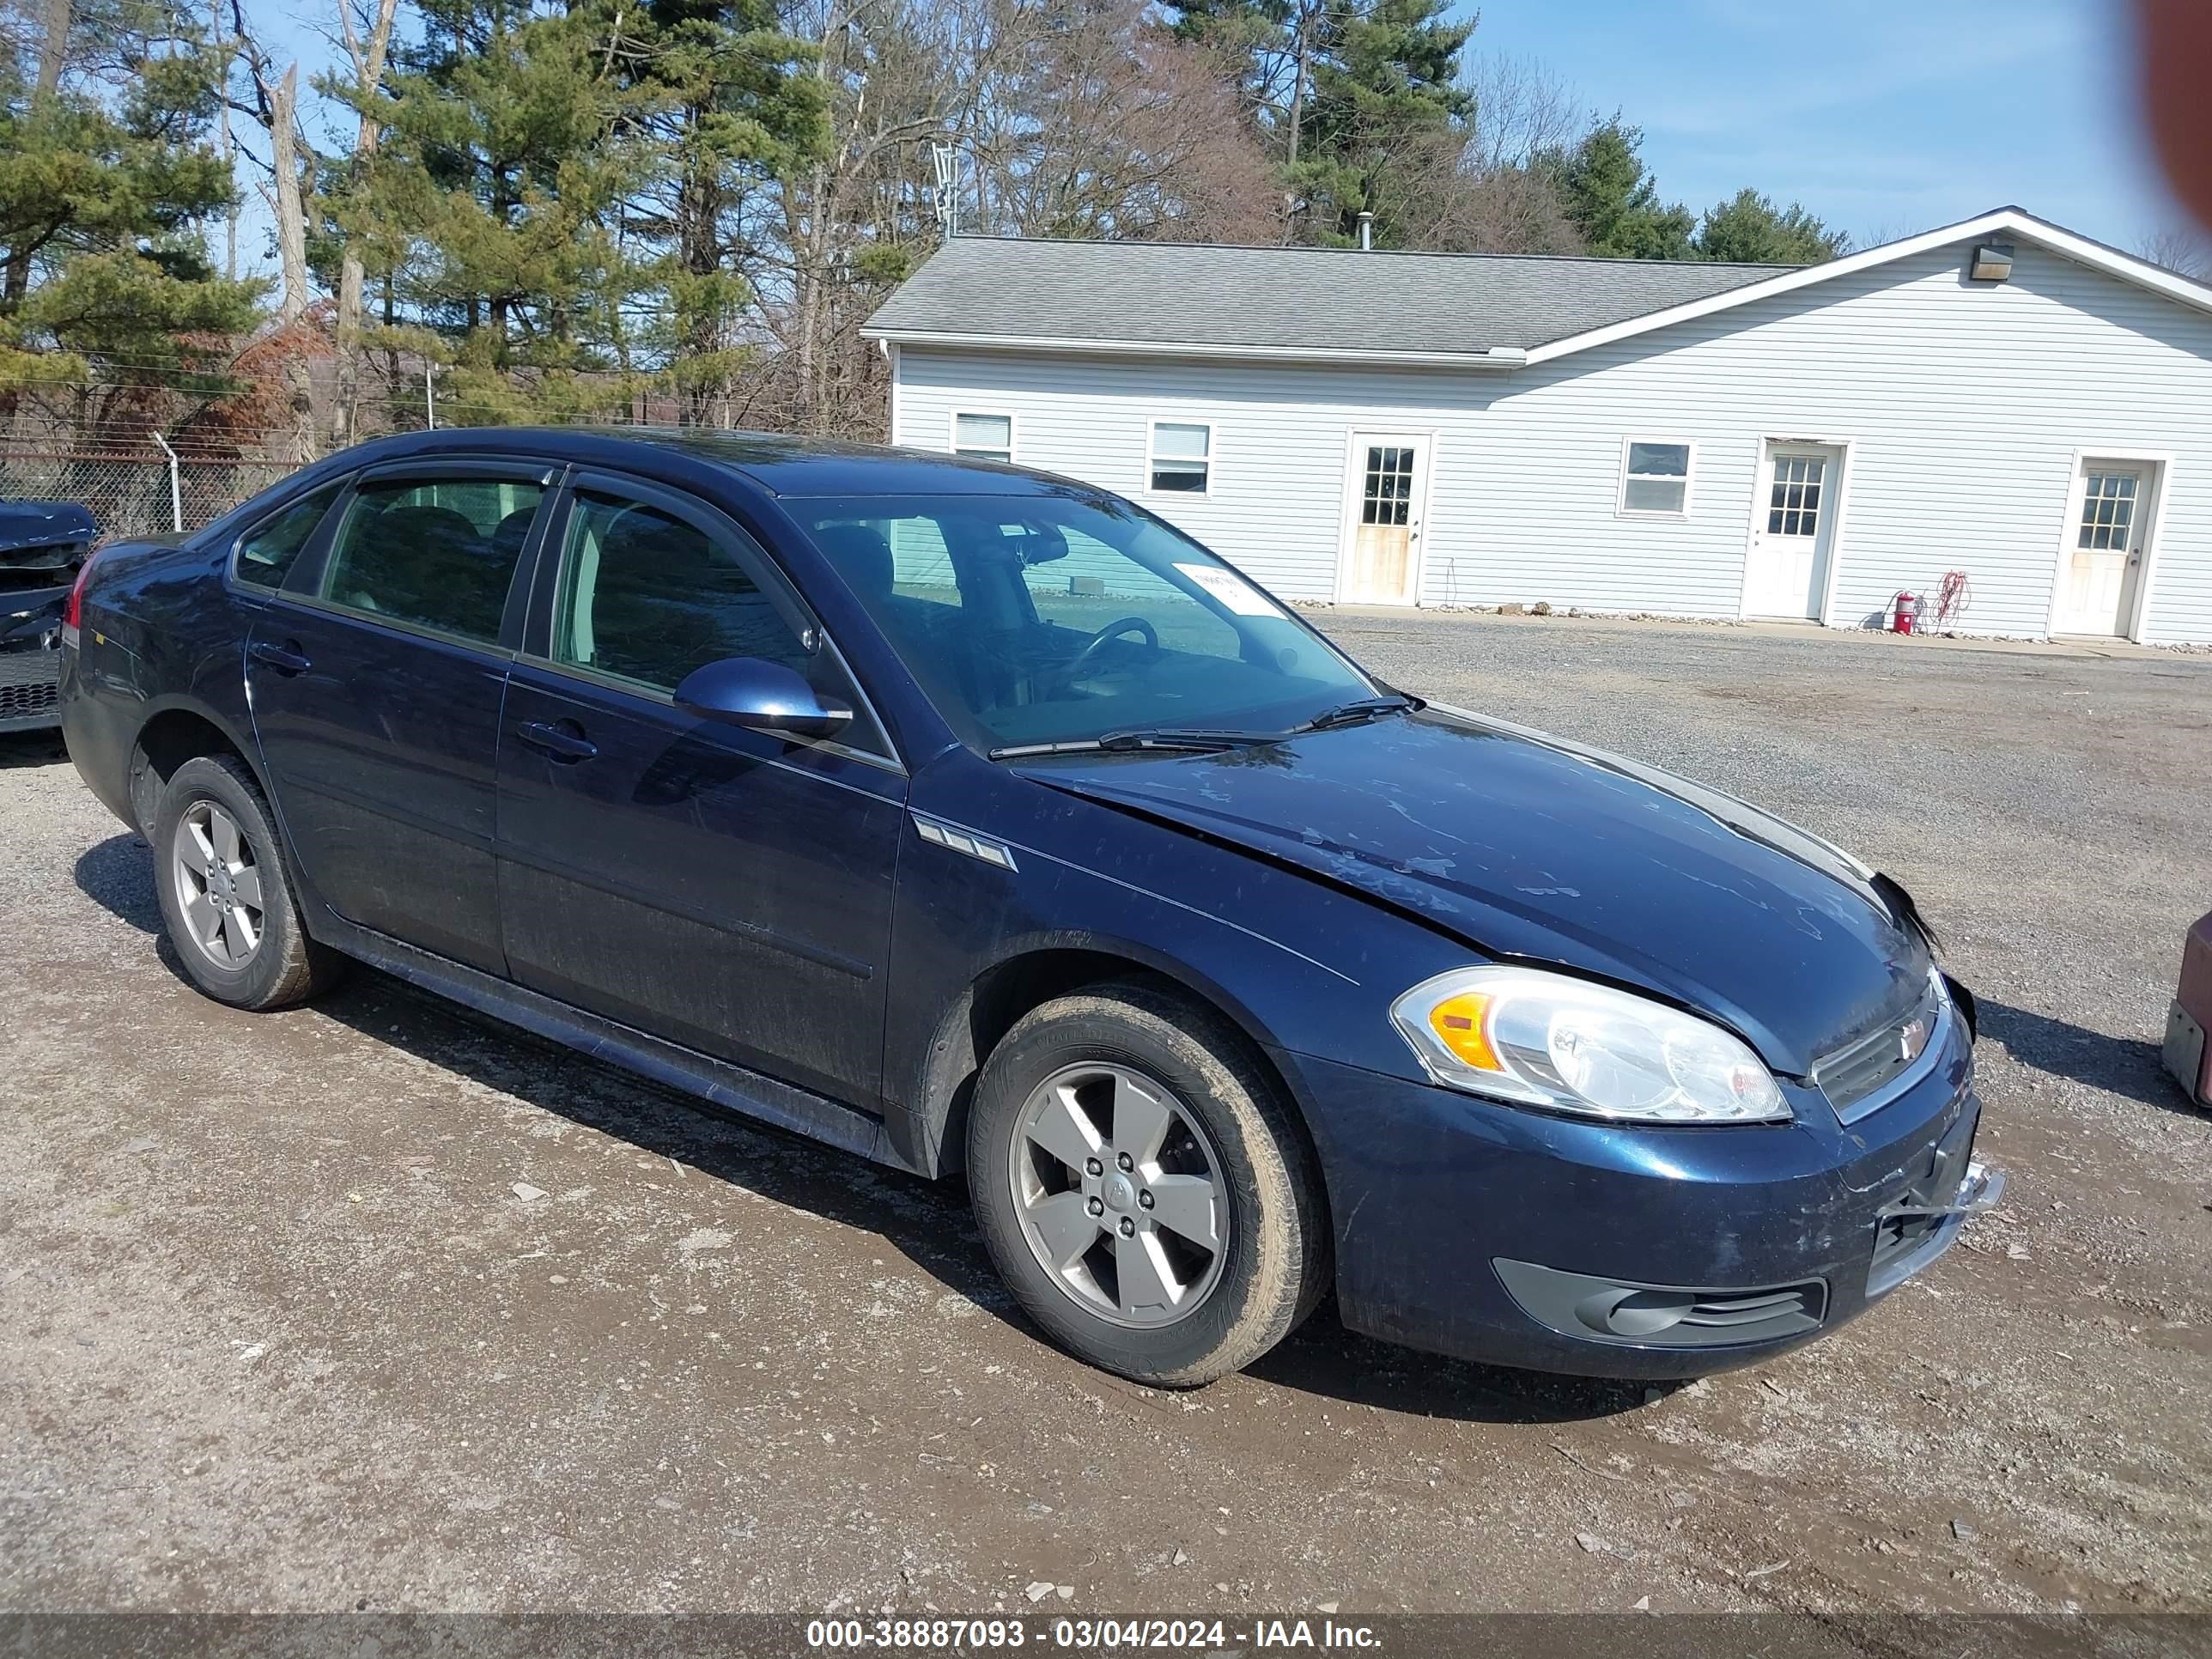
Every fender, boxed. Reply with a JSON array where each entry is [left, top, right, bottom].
[[900, 921, 1308, 1176]]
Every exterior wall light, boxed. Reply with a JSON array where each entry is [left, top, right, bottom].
[[1969, 244, 2015, 281]]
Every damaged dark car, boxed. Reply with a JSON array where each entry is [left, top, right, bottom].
[[2, 495, 100, 733], [59, 428, 2004, 1387]]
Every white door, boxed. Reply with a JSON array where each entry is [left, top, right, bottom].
[[1744, 444, 1842, 619], [2054, 464, 2151, 637], [1340, 434, 1428, 605]]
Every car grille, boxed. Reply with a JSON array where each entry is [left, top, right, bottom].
[[1814, 976, 1948, 1121], [0, 648, 61, 728]]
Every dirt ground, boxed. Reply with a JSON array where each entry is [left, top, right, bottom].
[[2, 611, 2207, 1618]]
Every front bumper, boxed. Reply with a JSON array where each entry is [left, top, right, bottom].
[[0, 637, 63, 732], [1273, 1013, 2000, 1378], [2, 585, 67, 733]]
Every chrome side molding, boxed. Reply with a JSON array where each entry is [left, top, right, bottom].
[[913, 813, 1017, 872]]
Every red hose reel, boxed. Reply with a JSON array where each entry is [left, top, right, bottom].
[[1890, 572, 1972, 635]]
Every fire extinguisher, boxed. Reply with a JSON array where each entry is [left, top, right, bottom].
[[1891, 591, 1921, 634]]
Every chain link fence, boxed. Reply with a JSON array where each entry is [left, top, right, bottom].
[[0, 449, 298, 542]]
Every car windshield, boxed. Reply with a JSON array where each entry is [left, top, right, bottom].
[[793, 491, 1378, 753]]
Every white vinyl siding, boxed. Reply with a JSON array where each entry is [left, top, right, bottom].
[[894, 240, 2212, 643]]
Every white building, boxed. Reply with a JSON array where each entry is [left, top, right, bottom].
[[861, 208, 2212, 645]]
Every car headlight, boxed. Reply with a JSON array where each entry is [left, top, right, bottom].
[[1389, 966, 1790, 1124]]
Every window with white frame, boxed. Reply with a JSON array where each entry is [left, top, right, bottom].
[[952, 411, 1012, 463], [1618, 440, 1692, 516], [1149, 421, 1212, 494]]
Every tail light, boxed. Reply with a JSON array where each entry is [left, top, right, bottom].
[[61, 544, 101, 641]]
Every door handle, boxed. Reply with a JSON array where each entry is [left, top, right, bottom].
[[249, 640, 312, 675], [517, 720, 598, 763]]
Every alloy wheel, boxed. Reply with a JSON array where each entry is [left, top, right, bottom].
[[1008, 1062, 1231, 1328], [172, 800, 265, 969]]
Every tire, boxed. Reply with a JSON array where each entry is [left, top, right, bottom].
[[152, 753, 342, 1010], [967, 980, 1328, 1386]]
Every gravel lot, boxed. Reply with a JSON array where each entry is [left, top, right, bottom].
[[3, 611, 2208, 1618]]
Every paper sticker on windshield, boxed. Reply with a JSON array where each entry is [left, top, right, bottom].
[[1175, 562, 1283, 618]]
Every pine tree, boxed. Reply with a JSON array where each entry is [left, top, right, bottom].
[[0, 2, 259, 383], [1545, 118, 1694, 259], [622, 0, 826, 421], [1292, 0, 1472, 244], [338, 0, 653, 418], [1163, 0, 1473, 245], [1694, 187, 1848, 264]]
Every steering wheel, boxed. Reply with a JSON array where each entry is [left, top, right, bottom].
[[1063, 615, 1159, 679]]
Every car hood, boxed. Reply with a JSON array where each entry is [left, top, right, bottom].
[[1013, 706, 1929, 1074], [0, 499, 97, 558]]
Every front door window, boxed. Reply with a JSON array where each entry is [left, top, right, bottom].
[[554, 492, 808, 688]]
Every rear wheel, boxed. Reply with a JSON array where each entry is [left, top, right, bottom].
[[153, 754, 341, 1010], [968, 981, 1327, 1385]]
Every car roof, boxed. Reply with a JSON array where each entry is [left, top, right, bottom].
[[332, 426, 1072, 500]]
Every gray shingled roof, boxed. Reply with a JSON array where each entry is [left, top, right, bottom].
[[862, 237, 1796, 358]]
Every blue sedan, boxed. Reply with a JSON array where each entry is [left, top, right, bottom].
[[58, 428, 2002, 1385]]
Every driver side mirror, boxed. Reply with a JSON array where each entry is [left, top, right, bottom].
[[673, 656, 853, 741]]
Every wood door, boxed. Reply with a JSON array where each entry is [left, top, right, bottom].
[[1341, 436, 1426, 605], [2056, 465, 2148, 637], [1745, 444, 1839, 619]]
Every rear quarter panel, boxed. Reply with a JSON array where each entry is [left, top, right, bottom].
[[64, 537, 264, 830]]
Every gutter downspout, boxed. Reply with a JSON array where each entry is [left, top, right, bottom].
[[878, 337, 901, 445]]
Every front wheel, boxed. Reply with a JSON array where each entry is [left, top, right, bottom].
[[967, 981, 1328, 1385]]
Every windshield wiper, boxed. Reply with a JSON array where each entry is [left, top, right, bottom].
[[989, 727, 1281, 760], [988, 697, 1423, 762], [1287, 693, 1423, 733]]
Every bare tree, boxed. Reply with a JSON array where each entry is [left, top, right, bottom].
[[2139, 224, 2211, 278], [264, 64, 307, 323], [744, 0, 1287, 438], [1280, 50, 1587, 258], [1463, 51, 1582, 174], [761, 0, 1029, 434], [331, 0, 402, 442], [975, 0, 1278, 244], [35, 0, 68, 94], [219, 0, 312, 324], [1858, 217, 1926, 250]]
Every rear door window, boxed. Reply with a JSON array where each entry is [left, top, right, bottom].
[[320, 475, 546, 645], [234, 484, 343, 589]]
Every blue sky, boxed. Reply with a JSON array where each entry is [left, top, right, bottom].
[[233, 0, 2188, 273], [1464, 0, 2181, 252]]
